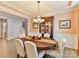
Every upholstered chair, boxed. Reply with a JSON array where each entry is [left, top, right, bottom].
[[24, 41, 45, 58], [44, 33, 50, 38], [14, 39, 25, 57], [46, 38, 66, 58]]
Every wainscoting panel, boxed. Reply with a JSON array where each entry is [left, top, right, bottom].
[[54, 33, 78, 49]]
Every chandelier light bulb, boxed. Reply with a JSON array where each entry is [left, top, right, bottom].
[[37, 16, 41, 21], [33, 19, 37, 22], [41, 19, 45, 22]]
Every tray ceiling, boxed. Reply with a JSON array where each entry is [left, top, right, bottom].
[[0, 1, 79, 17]]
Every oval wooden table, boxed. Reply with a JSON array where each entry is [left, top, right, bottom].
[[21, 37, 58, 58], [21, 37, 58, 49], [21, 37, 58, 50], [33, 40, 57, 50]]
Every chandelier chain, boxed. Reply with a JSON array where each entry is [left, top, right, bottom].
[[37, 1, 40, 16], [33, 1, 44, 23]]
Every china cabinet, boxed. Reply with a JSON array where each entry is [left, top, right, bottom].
[[39, 16, 54, 38]]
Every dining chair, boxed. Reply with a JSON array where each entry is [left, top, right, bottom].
[[24, 41, 45, 58], [14, 39, 25, 58], [44, 33, 50, 38], [46, 38, 66, 58]]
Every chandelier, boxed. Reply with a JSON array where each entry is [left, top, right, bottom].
[[33, 1, 45, 23]]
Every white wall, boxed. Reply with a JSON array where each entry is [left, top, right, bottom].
[[0, 11, 27, 40], [7, 18, 22, 39], [0, 20, 3, 38]]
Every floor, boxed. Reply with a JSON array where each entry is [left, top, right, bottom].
[[20, 47, 79, 58], [0, 39, 79, 58], [63, 48, 79, 58], [0, 39, 17, 58], [44, 47, 79, 58]]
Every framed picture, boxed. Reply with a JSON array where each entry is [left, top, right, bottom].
[[33, 22, 38, 29], [59, 20, 71, 29]]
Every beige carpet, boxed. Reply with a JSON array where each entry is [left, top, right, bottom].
[[63, 48, 79, 58], [44, 47, 79, 58]]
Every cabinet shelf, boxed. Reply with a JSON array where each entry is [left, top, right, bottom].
[[39, 16, 54, 39]]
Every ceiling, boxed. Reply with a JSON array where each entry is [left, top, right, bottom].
[[0, 1, 79, 18]]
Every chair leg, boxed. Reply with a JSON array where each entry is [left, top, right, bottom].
[[17, 54, 19, 58], [23, 55, 27, 58], [17, 54, 27, 58]]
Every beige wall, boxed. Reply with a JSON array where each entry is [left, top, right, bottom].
[[28, 7, 79, 49], [72, 7, 79, 35], [54, 12, 72, 34], [54, 7, 78, 35], [29, 7, 79, 35], [54, 7, 79, 49]]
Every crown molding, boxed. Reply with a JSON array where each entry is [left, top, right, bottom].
[[41, 6, 79, 17], [0, 2, 31, 19], [41, 2, 79, 17], [41, 8, 72, 17], [0, 1, 78, 19]]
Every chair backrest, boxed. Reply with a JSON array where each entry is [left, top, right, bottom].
[[28, 32, 42, 37], [19, 34, 25, 38], [14, 39, 25, 57], [44, 33, 50, 38], [58, 38, 66, 53], [24, 41, 38, 58], [37, 33, 42, 38]]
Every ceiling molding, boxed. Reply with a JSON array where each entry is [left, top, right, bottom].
[[0, 2, 31, 18], [40, 2, 79, 17], [71, 3, 79, 9], [41, 8, 73, 17], [0, 1, 78, 19], [0, 6, 30, 19]]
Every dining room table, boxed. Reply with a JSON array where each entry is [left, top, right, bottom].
[[20, 36, 58, 58], [20, 36, 58, 51]]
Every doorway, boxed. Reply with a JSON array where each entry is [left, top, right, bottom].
[[0, 18, 7, 39]]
